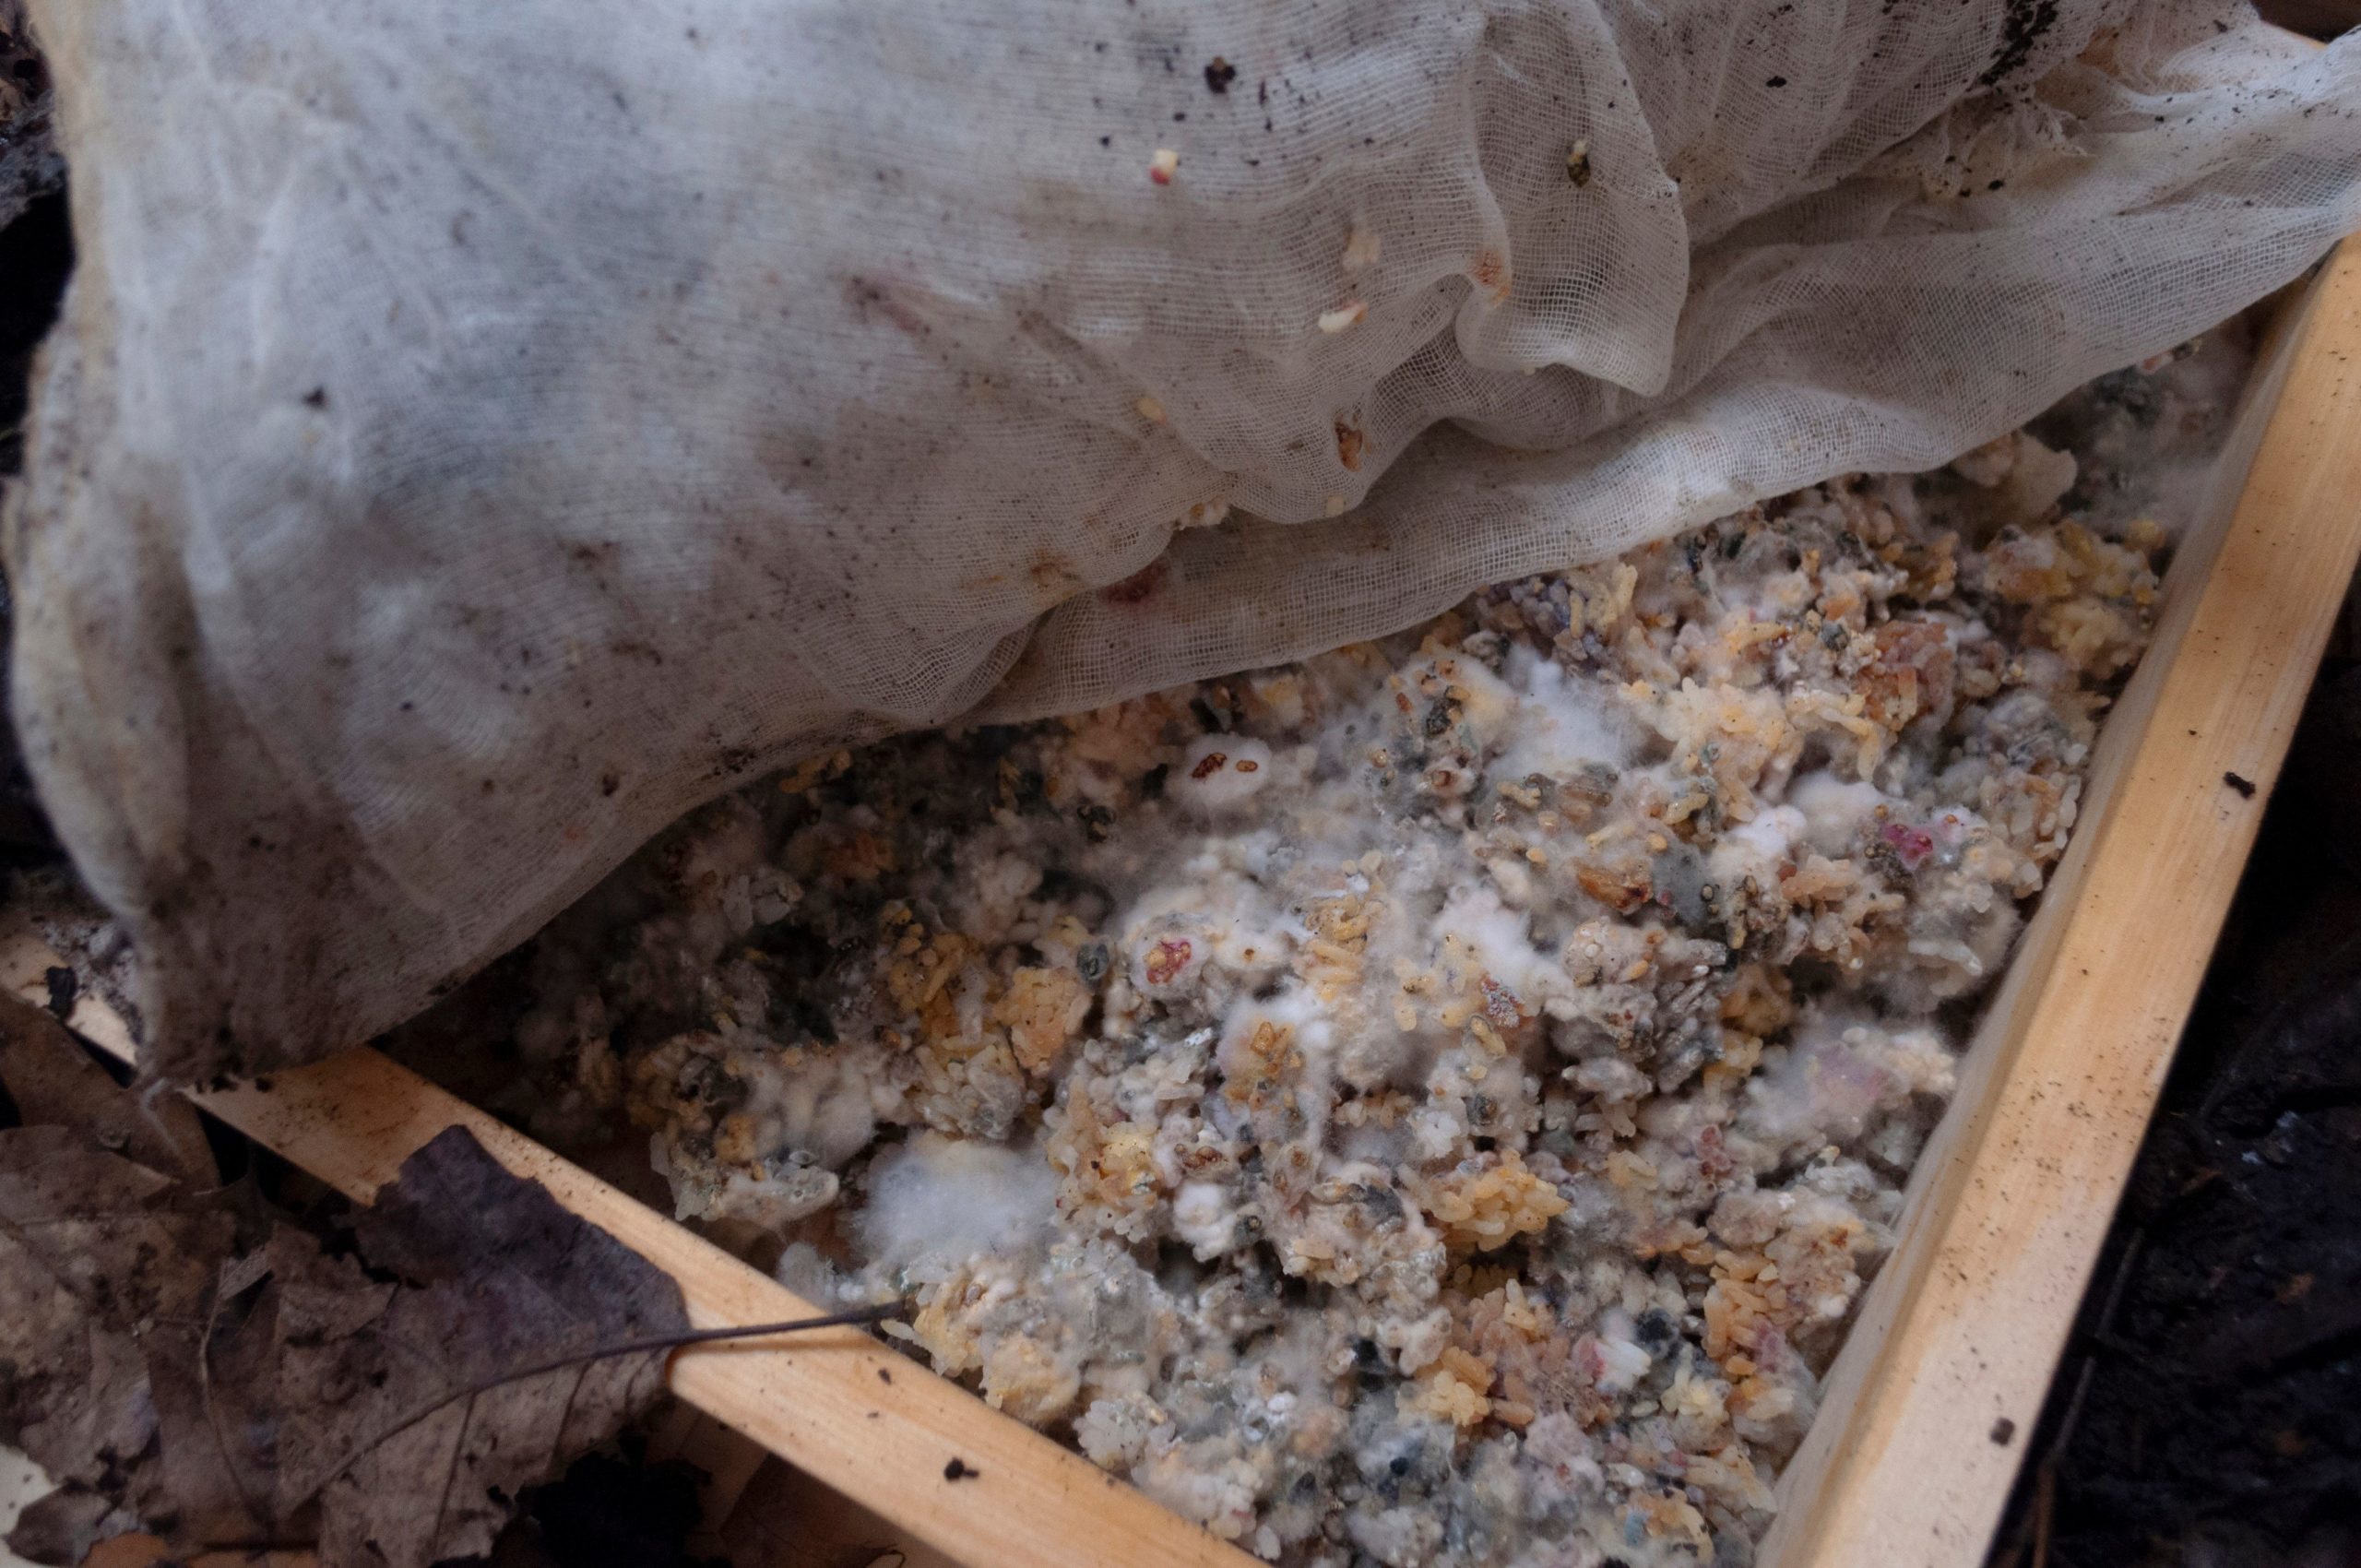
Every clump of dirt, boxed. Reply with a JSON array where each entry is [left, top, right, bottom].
[[1989, 661, 2361, 1568]]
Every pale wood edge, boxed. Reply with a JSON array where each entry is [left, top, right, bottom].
[[1758, 236, 2361, 1568], [0, 921, 1256, 1568]]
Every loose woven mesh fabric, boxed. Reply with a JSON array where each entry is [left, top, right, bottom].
[[7, 0, 2359, 1078]]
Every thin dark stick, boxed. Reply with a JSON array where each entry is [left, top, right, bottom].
[[293, 1303, 902, 1505], [429, 1384, 472, 1556], [557, 1303, 906, 1365], [197, 1285, 273, 1536]]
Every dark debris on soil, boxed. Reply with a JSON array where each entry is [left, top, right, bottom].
[[1988, 660, 2361, 1568]]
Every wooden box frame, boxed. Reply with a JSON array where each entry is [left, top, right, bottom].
[[8, 239, 2358, 1568]]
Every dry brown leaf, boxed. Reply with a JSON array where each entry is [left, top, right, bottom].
[[0, 1124, 239, 1550], [0, 1086, 685, 1568], [279, 1128, 687, 1568], [0, 992, 216, 1183], [6, 1490, 121, 1567]]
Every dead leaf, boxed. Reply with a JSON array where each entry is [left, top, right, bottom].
[[0, 992, 215, 1184], [0, 1124, 236, 1551], [279, 1128, 686, 1568], [148, 1238, 293, 1549], [0, 1112, 685, 1568], [6, 1488, 125, 1567]]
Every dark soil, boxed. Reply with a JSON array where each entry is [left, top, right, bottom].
[[1987, 661, 2361, 1568], [492, 1443, 729, 1568]]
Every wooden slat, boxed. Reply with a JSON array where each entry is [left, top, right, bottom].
[[0, 926, 1254, 1568], [1758, 238, 2361, 1567]]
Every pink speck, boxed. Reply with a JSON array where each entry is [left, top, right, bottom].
[[1573, 1336, 1607, 1384], [1882, 820, 1935, 870], [1145, 937, 1192, 986]]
